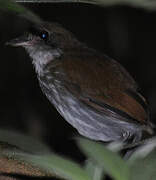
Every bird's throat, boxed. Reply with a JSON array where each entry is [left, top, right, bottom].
[[25, 45, 62, 76]]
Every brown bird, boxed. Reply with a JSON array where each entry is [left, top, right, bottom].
[[7, 22, 153, 144]]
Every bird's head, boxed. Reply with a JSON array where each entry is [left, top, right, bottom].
[[7, 22, 79, 75]]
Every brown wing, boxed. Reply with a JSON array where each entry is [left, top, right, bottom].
[[55, 51, 149, 124]]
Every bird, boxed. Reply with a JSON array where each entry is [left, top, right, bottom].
[[7, 21, 154, 144]]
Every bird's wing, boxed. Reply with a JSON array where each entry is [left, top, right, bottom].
[[56, 52, 149, 124]]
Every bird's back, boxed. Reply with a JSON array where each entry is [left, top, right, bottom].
[[59, 49, 149, 122]]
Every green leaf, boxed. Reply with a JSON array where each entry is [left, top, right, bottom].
[[128, 137, 156, 163], [77, 138, 130, 180], [0, 0, 42, 24], [85, 159, 104, 180], [0, 129, 51, 154], [127, 138, 156, 180], [130, 149, 156, 180], [11, 152, 93, 180]]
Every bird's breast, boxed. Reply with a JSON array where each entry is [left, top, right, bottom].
[[38, 75, 97, 135]]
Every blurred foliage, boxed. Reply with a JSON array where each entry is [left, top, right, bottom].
[[14, 0, 156, 10], [11, 153, 93, 180], [84, 159, 104, 180], [0, 0, 42, 23], [0, 132, 61, 179], [0, 129, 51, 154], [0, 0, 156, 28], [77, 138, 129, 180], [1, 130, 156, 180]]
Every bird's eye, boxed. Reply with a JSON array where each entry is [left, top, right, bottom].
[[40, 31, 49, 41]]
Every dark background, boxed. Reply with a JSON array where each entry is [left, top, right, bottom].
[[1, 3, 156, 162]]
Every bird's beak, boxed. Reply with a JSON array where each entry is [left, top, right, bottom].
[[6, 35, 30, 47]]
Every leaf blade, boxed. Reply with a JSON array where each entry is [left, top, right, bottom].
[[77, 138, 130, 180], [0, 129, 51, 154], [11, 152, 93, 180]]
